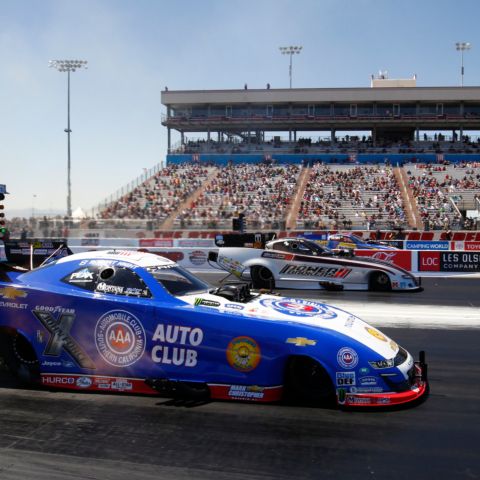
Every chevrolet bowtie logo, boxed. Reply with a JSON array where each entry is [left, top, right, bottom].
[[286, 337, 317, 347], [0, 287, 28, 300]]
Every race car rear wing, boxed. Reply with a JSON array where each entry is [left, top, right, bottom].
[[214, 233, 276, 249], [2, 239, 72, 269]]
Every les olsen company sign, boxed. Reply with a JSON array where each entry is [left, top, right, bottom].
[[418, 251, 480, 272]]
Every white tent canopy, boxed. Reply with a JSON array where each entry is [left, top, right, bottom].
[[72, 207, 87, 219]]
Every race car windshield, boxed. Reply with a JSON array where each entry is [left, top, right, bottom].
[[349, 235, 363, 243], [299, 241, 334, 256], [147, 265, 210, 296]]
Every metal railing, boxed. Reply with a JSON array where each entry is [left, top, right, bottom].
[[92, 163, 164, 216]]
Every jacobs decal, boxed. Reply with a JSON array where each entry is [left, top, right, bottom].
[[226, 336, 261, 372], [95, 310, 146, 367], [259, 298, 337, 318], [151, 324, 204, 367]]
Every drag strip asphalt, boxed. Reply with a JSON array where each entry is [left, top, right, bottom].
[[0, 278, 479, 480]]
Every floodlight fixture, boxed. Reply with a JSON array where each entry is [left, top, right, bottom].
[[279, 45, 303, 88], [49, 59, 88, 217], [455, 42, 471, 86]]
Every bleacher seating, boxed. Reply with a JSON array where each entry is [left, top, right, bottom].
[[297, 164, 406, 230], [405, 162, 480, 229], [173, 163, 301, 229]]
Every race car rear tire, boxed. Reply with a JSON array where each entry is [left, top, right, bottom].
[[251, 266, 275, 289], [1, 334, 40, 385], [369, 271, 392, 291], [285, 356, 335, 406]]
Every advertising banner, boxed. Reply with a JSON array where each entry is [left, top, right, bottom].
[[405, 241, 450, 251], [139, 238, 174, 248], [355, 250, 412, 270], [418, 251, 480, 272]]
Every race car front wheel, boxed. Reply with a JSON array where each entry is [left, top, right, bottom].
[[369, 271, 392, 291], [1, 334, 40, 385], [285, 356, 335, 406], [251, 266, 275, 289]]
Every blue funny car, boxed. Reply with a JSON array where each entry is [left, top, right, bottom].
[[302, 233, 398, 251], [0, 249, 427, 408]]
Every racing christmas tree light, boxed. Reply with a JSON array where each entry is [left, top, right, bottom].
[[0, 190, 6, 239]]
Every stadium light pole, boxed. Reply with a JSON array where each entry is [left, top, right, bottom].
[[279, 46, 303, 88], [49, 59, 88, 217], [455, 42, 471, 87]]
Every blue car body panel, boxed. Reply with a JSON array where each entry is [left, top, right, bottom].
[[0, 250, 426, 407]]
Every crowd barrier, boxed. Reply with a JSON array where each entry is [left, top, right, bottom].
[[3, 236, 480, 274]]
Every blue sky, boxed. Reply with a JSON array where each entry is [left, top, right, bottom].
[[1, 0, 479, 216]]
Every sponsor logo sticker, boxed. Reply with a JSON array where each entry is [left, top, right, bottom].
[[76, 377, 93, 388], [260, 298, 337, 318], [359, 376, 378, 386], [95, 310, 146, 367], [189, 250, 207, 266], [194, 298, 220, 307], [336, 372, 356, 386], [224, 304, 244, 311], [337, 347, 359, 369], [286, 337, 317, 347], [0, 287, 28, 300], [151, 324, 203, 367], [365, 326, 387, 342], [226, 336, 261, 372], [228, 385, 265, 400]]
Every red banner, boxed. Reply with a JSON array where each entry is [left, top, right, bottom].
[[417, 251, 440, 271], [355, 250, 412, 271], [139, 238, 174, 247]]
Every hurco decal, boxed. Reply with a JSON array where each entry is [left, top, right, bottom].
[[151, 324, 203, 367], [95, 310, 146, 367], [226, 336, 261, 372], [33, 309, 96, 370], [259, 298, 337, 318], [279, 265, 351, 278]]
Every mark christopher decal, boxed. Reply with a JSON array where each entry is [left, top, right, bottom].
[[33, 310, 96, 370]]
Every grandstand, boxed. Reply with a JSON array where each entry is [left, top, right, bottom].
[[8, 83, 480, 238]]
